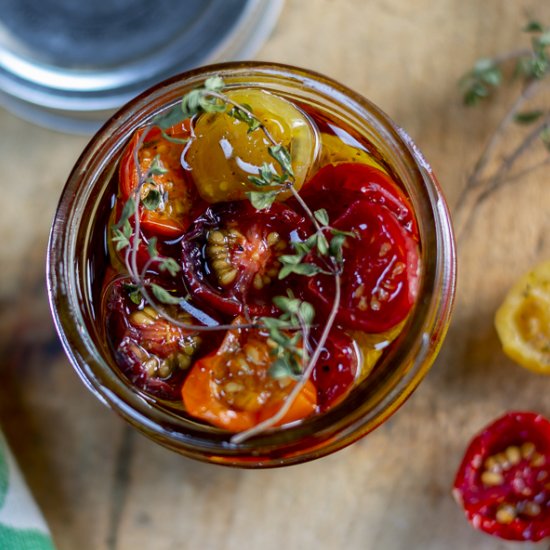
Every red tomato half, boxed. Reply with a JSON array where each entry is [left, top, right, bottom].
[[298, 162, 418, 237], [102, 276, 214, 400], [181, 319, 317, 432], [119, 122, 205, 238], [453, 411, 550, 541], [311, 329, 360, 411], [307, 200, 420, 333], [181, 201, 308, 316]]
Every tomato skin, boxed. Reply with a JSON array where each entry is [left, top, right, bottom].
[[181, 321, 317, 432], [311, 329, 360, 411], [453, 412, 550, 541], [181, 201, 309, 316], [118, 122, 205, 238], [306, 200, 420, 333], [298, 162, 418, 237]]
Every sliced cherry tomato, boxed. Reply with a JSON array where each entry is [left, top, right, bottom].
[[184, 88, 317, 203], [181, 201, 308, 316], [102, 275, 211, 400], [317, 133, 387, 172], [453, 411, 550, 541], [307, 200, 420, 333], [495, 260, 550, 374], [119, 122, 205, 238], [298, 162, 418, 237], [311, 329, 360, 411], [181, 319, 317, 432]]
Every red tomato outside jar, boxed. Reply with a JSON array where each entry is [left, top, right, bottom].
[[47, 62, 456, 467]]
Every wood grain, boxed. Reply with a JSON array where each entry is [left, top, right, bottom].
[[1, 1, 550, 549]]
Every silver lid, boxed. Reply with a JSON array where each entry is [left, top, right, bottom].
[[0, 0, 283, 133]]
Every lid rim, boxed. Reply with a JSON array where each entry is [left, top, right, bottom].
[[0, 0, 284, 131]]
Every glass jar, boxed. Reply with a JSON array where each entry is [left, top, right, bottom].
[[47, 61, 456, 467]]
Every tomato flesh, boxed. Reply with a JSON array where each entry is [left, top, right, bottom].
[[181, 201, 308, 316], [453, 411, 550, 541], [181, 320, 317, 432], [298, 162, 418, 237], [119, 123, 205, 238], [311, 329, 360, 411], [307, 200, 420, 333], [102, 276, 208, 400]]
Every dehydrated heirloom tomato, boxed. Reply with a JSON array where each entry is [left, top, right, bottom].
[[306, 200, 420, 333], [495, 260, 550, 374], [181, 318, 317, 432], [181, 201, 308, 316], [298, 162, 418, 237], [453, 411, 550, 541], [119, 122, 205, 238], [184, 88, 317, 203], [102, 276, 211, 400]]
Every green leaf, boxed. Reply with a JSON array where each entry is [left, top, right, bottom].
[[204, 75, 225, 92], [273, 295, 301, 315], [266, 326, 290, 348], [142, 188, 163, 211], [536, 31, 550, 47], [123, 284, 143, 305], [278, 263, 323, 279], [268, 144, 294, 177], [514, 110, 545, 124], [113, 197, 136, 230], [317, 233, 329, 256], [298, 301, 315, 325], [261, 316, 291, 331], [473, 58, 495, 74], [198, 95, 226, 114], [112, 228, 130, 251], [122, 219, 133, 239], [479, 66, 502, 87], [159, 257, 181, 276], [279, 254, 303, 265], [329, 233, 348, 263], [540, 126, 550, 150], [246, 190, 278, 210], [181, 89, 204, 118], [151, 284, 181, 305], [268, 357, 295, 380], [524, 20, 544, 33], [148, 155, 168, 175], [292, 240, 313, 256], [161, 130, 188, 144], [229, 103, 262, 133], [153, 105, 187, 129], [314, 208, 330, 226], [147, 237, 159, 258], [248, 163, 287, 188]]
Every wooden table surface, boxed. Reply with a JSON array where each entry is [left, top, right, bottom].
[[1, 1, 550, 549]]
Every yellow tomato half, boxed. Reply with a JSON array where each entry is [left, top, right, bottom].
[[318, 132, 386, 172], [184, 89, 318, 203], [495, 260, 550, 374]]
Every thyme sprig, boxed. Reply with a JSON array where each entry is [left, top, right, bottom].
[[456, 18, 550, 238]]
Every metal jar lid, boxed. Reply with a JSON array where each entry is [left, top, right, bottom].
[[0, 0, 283, 133]]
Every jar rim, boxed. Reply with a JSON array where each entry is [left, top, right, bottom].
[[47, 61, 456, 467]]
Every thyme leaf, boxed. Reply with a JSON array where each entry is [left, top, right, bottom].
[[150, 284, 182, 305], [246, 190, 279, 210], [229, 103, 262, 132], [142, 188, 163, 211], [514, 110, 545, 124]]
